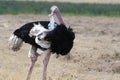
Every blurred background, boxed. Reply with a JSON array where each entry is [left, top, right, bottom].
[[0, 0, 120, 17], [0, 0, 120, 80]]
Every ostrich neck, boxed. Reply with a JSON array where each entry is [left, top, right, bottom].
[[55, 10, 65, 25]]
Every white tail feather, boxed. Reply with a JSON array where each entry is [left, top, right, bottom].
[[9, 34, 23, 51]]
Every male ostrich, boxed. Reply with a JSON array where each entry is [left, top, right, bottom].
[[9, 6, 75, 80]]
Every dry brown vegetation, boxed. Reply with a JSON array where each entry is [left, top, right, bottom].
[[0, 14, 120, 80]]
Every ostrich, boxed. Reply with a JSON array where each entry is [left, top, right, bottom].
[[9, 6, 75, 80]]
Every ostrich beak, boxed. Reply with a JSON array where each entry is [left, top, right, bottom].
[[49, 5, 58, 16]]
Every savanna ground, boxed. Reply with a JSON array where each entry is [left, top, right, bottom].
[[0, 1, 120, 80], [0, 14, 120, 80]]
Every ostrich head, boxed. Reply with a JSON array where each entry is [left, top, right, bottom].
[[50, 5, 65, 25]]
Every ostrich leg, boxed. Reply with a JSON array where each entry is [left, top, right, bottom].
[[26, 46, 39, 80], [43, 52, 51, 80]]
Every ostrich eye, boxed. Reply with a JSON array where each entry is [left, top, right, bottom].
[[38, 38, 41, 41]]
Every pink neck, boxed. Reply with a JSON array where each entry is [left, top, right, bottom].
[[55, 10, 65, 25]]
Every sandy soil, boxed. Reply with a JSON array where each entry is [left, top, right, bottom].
[[0, 14, 120, 80]]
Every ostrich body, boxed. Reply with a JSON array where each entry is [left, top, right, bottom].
[[9, 6, 75, 80]]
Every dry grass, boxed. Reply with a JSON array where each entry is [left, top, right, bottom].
[[0, 15, 120, 80]]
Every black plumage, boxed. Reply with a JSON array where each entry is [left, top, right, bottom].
[[13, 21, 50, 50], [13, 21, 75, 55], [45, 24, 75, 55]]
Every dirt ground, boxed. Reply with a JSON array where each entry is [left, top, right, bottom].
[[0, 14, 120, 80]]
